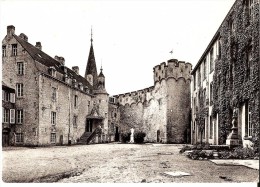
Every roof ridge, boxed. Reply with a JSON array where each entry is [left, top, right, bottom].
[[13, 34, 93, 90]]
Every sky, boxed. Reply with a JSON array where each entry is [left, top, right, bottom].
[[0, 0, 236, 95]]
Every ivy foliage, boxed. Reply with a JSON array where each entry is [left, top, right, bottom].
[[212, 0, 259, 145]]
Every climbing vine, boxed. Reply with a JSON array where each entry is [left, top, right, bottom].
[[212, 0, 259, 145]]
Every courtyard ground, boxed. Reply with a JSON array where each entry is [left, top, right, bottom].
[[2, 143, 259, 183]]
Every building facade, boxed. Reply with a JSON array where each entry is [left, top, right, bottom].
[[2, 82, 16, 146], [2, 25, 109, 146], [191, 0, 259, 147], [110, 60, 192, 143]]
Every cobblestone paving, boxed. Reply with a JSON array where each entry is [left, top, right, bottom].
[[2, 143, 259, 183]]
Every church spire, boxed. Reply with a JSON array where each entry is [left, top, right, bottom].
[[85, 27, 98, 87], [91, 26, 93, 43]]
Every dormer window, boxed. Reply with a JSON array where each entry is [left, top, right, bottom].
[[72, 79, 77, 88], [79, 83, 83, 90], [49, 66, 56, 77], [84, 86, 89, 93]]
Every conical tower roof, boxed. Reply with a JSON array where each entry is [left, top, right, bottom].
[[85, 28, 98, 87], [98, 66, 105, 78]]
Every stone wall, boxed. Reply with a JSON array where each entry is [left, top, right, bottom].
[[114, 60, 191, 143], [167, 78, 191, 143], [38, 74, 93, 145], [2, 35, 40, 145]]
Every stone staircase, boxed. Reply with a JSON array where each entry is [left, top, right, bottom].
[[78, 129, 98, 145]]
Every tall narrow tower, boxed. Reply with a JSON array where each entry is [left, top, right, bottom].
[[85, 28, 98, 88]]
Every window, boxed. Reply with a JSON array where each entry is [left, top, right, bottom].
[[51, 133, 56, 143], [12, 44, 17, 56], [209, 116, 213, 139], [10, 109, 15, 124], [109, 97, 115, 103], [52, 87, 57, 101], [99, 99, 101, 103], [114, 113, 117, 118], [16, 133, 23, 143], [210, 48, 214, 72], [210, 83, 213, 104], [73, 115, 78, 127], [2, 91, 10, 101], [3, 108, 9, 123], [203, 59, 207, 80], [16, 83, 23, 97], [51, 112, 56, 125], [74, 95, 78, 108], [245, 101, 252, 137], [229, 19, 234, 33], [197, 67, 201, 87], [17, 62, 24, 75], [202, 120, 206, 139], [10, 93, 15, 103], [217, 38, 221, 59], [2, 45, 6, 57], [248, 110, 252, 136], [88, 100, 90, 107], [17, 109, 23, 124], [203, 88, 206, 104], [246, 0, 254, 22]]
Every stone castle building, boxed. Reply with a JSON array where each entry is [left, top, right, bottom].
[[2, 25, 192, 146], [4, 0, 257, 147], [191, 0, 259, 147], [2, 26, 109, 146], [110, 60, 192, 143]]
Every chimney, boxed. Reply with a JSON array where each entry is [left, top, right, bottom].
[[7, 25, 15, 38], [54, 55, 65, 66], [19, 33, 28, 41], [72, 66, 79, 74], [35, 42, 42, 50]]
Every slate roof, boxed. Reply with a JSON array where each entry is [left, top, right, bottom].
[[14, 34, 93, 90], [84, 42, 98, 87], [98, 70, 105, 78]]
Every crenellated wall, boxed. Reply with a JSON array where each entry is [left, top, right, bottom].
[[111, 59, 192, 143]]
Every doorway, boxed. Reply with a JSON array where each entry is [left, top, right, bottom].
[[157, 130, 160, 142], [86, 119, 93, 132], [60, 135, 63, 145], [2, 132, 9, 147], [115, 126, 119, 142]]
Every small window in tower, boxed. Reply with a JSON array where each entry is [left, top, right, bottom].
[[2, 45, 6, 57]]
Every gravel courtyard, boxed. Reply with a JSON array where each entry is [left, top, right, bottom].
[[2, 143, 259, 183]]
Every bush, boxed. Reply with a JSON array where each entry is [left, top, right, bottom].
[[134, 132, 146, 144], [187, 150, 214, 160], [179, 145, 192, 153], [121, 132, 131, 143]]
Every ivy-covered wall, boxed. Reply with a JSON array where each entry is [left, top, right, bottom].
[[212, 0, 259, 145]]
